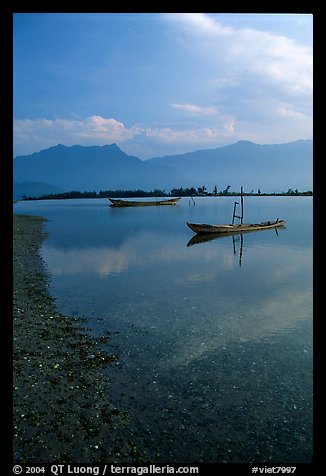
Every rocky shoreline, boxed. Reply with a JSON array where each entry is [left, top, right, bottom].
[[13, 214, 145, 463]]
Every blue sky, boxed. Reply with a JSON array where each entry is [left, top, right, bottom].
[[13, 13, 313, 159]]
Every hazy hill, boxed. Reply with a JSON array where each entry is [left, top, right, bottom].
[[148, 139, 313, 193], [13, 143, 187, 195], [13, 181, 63, 201], [13, 140, 313, 197]]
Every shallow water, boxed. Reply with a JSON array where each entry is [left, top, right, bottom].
[[14, 196, 313, 463]]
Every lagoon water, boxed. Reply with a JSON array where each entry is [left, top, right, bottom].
[[14, 196, 313, 463]]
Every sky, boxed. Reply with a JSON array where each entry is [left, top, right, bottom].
[[13, 13, 313, 159]]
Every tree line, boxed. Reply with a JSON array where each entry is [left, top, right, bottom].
[[22, 186, 313, 201]]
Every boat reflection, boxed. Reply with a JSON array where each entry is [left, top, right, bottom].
[[187, 226, 286, 266]]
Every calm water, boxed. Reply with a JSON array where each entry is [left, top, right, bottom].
[[14, 196, 313, 463]]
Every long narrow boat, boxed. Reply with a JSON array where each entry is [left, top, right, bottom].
[[109, 197, 181, 207], [187, 219, 286, 235]]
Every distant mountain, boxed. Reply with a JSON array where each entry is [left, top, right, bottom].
[[13, 143, 187, 195], [148, 139, 313, 193], [13, 181, 63, 201], [13, 140, 313, 197]]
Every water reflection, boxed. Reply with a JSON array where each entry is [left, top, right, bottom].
[[42, 227, 287, 277], [187, 225, 286, 266], [42, 232, 184, 277], [167, 286, 312, 368], [41, 226, 312, 361], [14, 197, 312, 463]]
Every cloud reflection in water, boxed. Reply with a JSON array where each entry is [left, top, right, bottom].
[[41, 229, 312, 366]]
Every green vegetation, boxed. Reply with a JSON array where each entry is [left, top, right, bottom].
[[169, 186, 312, 197], [22, 186, 313, 201]]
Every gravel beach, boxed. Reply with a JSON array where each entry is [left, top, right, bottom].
[[13, 214, 145, 463]]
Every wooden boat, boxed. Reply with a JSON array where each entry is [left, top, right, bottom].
[[109, 197, 181, 207], [187, 219, 286, 235], [187, 223, 285, 246]]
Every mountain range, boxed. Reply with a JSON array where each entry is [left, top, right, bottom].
[[13, 139, 313, 199]]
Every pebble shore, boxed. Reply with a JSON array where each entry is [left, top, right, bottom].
[[13, 214, 145, 463]]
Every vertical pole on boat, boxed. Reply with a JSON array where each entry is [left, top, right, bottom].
[[240, 186, 244, 224], [232, 202, 239, 225]]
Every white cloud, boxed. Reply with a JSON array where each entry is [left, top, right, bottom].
[[165, 13, 313, 97], [13, 102, 310, 159], [14, 113, 238, 157], [224, 119, 236, 134], [171, 103, 218, 116], [144, 125, 233, 145], [168, 13, 234, 37], [277, 105, 307, 120], [81, 115, 142, 141], [13, 14, 312, 160], [14, 115, 142, 156], [53, 115, 141, 141]]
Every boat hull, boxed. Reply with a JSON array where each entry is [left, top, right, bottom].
[[109, 198, 181, 207], [187, 220, 286, 235]]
